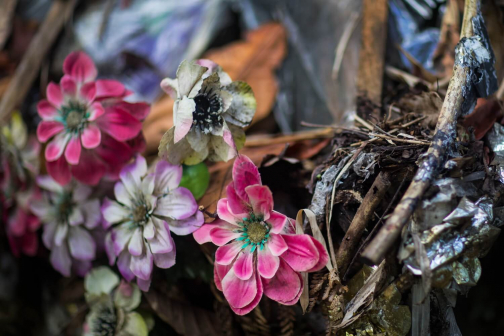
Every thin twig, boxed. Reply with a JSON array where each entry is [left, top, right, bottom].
[[244, 128, 334, 147], [362, 0, 490, 265], [332, 12, 361, 80]]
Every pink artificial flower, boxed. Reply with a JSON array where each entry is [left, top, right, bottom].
[[102, 155, 204, 291], [36, 51, 150, 186], [6, 188, 42, 257], [193, 155, 328, 315], [30, 176, 102, 276]]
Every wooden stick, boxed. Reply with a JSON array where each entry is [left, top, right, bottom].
[[0, 0, 77, 124], [362, 0, 491, 265], [244, 128, 334, 147], [356, 0, 389, 119], [336, 171, 391, 276]]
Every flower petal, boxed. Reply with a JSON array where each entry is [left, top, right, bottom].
[[119, 154, 147, 193], [37, 120, 64, 143], [46, 156, 72, 186], [154, 187, 197, 220], [72, 183, 92, 201], [268, 211, 288, 234], [81, 124, 101, 149], [210, 227, 240, 246], [105, 232, 116, 265], [153, 160, 183, 195], [80, 82, 96, 102], [50, 244, 72, 277], [215, 241, 242, 265], [64, 135, 82, 165], [257, 246, 280, 279], [262, 259, 302, 305], [95, 79, 126, 98], [136, 278, 151, 292], [174, 97, 195, 143], [232, 271, 263, 315], [36, 175, 63, 193], [222, 81, 256, 127], [232, 155, 261, 202], [71, 150, 106, 186], [216, 198, 242, 225], [226, 183, 249, 215], [143, 218, 155, 239], [158, 127, 205, 165], [42, 221, 57, 249], [222, 268, 257, 309], [233, 250, 254, 280], [96, 105, 142, 142], [153, 248, 176, 269], [186, 128, 210, 153], [68, 207, 84, 226], [176, 60, 207, 97], [114, 181, 132, 207], [117, 251, 135, 282], [68, 226, 96, 260], [267, 233, 288, 256], [54, 223, 68, 246], [245, 185, 273, 221], [45, 132, 70, 162], [166, 210, 204, 236], [60, 75, 76, 96], [47, 82, 63, 108], [130, 244, 153, 281], [208, 131, 236, 162], [63, 51, 97, 84], [114, 101, 150, 121], [128, 228, 144, 256], [306, 237, 329, 272], [214, 263, 232, 291], [160, 77, 178, 98], [148, 217, 174, 254], [37, 100, 59, 120], [87, 102, 105, 121], [280, 234, 319, 272], [102, 198, 129, 225], [141, 173, 155, 198], [193, 222, 222, 245], [111, 224, 135, 255]]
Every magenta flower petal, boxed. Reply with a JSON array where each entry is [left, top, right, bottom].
[[54, 224, 68, 246], [80, 82, 97, 103], [115, 101, 150, 121], [105, 232, 116, 265], [68, 226, 96, 260], [64, 135, 82, 165], [233, 250, 254, 280], [167, 211, 204, 236], [60, 75, 77, 96], [216, 198, 242, 225], [214, 263, 232, 291], [96, 106, 142, 142], [154, 187, 197, 220], [37, 100, 59, 120], [95, 79, 126, 98], [117, 251, 135, 282], [268, 211, 288, 234], [81, 124, 101, 149], [267, 233, 288, 256], [148, 218, 174, 254], [63, 51, 97, 84], [153, 249, 176, 269], [37, 120, 65, 143], [111, 225, 134, 255], [137, 278, 151, 292], [153, 160, 183, 195], [280, 234, 319, 272], [262, 259, 302, 304], [215, 241, 242, 265], [71, 150, 106, 186], [306, 237, 329, 272], [222, 268, 258, 309], [226, 183, 249, 214], [42, 221, 57, 249], [87, 102, 105, 121], [119, 154, 147, 192], [232, 272, 263, 315], [50, 244, 72, 277], [45, 132, 70, 162], [47, 82, 63, 108], [128, 228, 144, 256], [210, 227, 241, 246], [73, 259, 92, 277], [245, 185, 273, 220], [232, 155, 261, 202], [257, 246, 280, 279], [193, 222, 221, 244], [130, 244, 153, 281], [46, 156, 72, 186], [21, 232, 38, 256]]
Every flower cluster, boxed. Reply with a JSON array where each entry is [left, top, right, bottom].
[[158, 59, 256, 165], [83, 266, 151, 336], [30, 176, 101, 276], [102, 155, 203, 291], [194, 155, 328, 314], [36, 51, 150, 186], [1, 112, 41, 256]]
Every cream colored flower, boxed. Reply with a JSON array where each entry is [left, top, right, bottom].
[[158, 59, 256, 165]]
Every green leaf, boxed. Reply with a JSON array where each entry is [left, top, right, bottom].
[[179, 163, 210, 200]]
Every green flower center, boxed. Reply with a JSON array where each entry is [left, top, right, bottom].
[[236, 213, 270, 252], [61, 101, 89, 133], [132, 204, 148, 224]]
